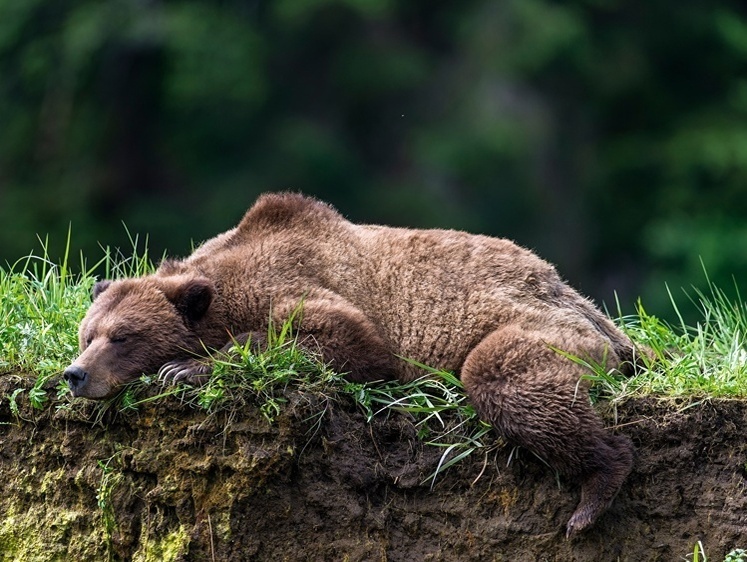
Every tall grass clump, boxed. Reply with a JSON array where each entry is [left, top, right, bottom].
[[616, 275, 747, 398], [0, 229, 156, 408], [350, 359, 494, 487], [577, 274, 747, 403]]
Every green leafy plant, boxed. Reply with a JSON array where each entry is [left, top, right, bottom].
[[6, 388, 24, 421], [724, 548, 747, 562]]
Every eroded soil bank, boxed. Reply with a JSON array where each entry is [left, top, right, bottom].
[[0, 373, 745, 561]]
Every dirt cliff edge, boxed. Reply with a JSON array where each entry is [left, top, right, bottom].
[[0, 374, 745, 561]]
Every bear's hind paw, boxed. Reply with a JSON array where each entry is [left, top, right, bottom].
[[158, 358, 212, 386]]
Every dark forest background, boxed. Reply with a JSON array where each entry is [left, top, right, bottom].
[[2, 0, 747, 319]]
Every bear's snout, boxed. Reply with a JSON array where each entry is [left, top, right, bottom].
[[63, 365, 88, 395]]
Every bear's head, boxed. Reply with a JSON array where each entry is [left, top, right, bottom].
[[63, 274, 215, 399]]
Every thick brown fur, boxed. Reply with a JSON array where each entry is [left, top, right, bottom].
[[65, 192, 639, 536]]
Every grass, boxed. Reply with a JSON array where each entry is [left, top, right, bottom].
[[350, 359, 495, 488], [0, 229, 157, 409], [115, 325, 348, 427], [1, 236, 746, 420], [580, 277, 747, 403], [688, 542, 747, 562], [2, 236, 745, 402]]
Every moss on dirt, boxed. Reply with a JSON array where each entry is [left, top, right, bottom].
[[1, 372, 746, 561], [133, 524, 190, 562], [0, 490, 105, 562]]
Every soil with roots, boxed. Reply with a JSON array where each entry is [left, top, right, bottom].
[[0, 373, 745, 561]]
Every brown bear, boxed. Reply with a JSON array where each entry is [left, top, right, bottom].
[[64, 192, 638, 537]]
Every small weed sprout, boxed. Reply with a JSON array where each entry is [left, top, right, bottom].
[[724, 549, 747, 562], [692, 540, 707, 562]]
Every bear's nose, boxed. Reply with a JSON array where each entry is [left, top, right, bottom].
[[63, 365, 88, 390]]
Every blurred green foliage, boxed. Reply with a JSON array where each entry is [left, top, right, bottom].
[[1, 0, 746, 318]]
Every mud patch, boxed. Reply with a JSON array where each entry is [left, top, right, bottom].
[[0, 374, 745, 561]]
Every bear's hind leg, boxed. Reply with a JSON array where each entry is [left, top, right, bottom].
[[460, 326, 633, 537]]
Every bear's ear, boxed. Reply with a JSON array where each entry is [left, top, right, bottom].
[[162, 277, 214, 323], [92, 280, 113, 300]]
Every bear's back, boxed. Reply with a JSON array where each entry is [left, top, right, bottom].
[[331, 224, 577, 371], [174, 192, 624, 374]]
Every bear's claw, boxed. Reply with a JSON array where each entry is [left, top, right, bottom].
[[565, 508, 595, 539], [158, 358, 212, 386]]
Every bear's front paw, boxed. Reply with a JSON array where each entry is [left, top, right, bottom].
[[158, 358, 213, 386]]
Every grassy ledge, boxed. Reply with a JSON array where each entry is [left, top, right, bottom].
[[598, 279, 747, 401], [2, 239, 746, 468], [2, 239, 747, 420], [1, 240, 747, 560], [2, 239, 745, 405]]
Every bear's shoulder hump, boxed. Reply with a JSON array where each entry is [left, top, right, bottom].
[[238, 192, 343, 233]]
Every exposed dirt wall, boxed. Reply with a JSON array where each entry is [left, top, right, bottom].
[[0, 374, 745, 561]]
